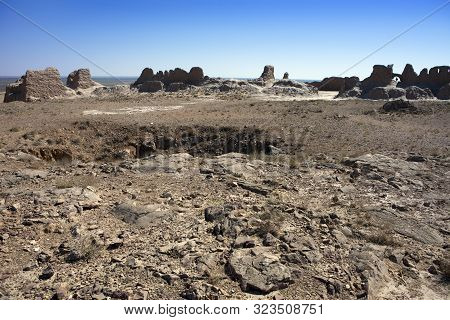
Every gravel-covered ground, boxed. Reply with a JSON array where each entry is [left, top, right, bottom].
[[0, 91, 449, 300]]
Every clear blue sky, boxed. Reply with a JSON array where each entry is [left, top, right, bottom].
[[0, 0, 449, 79]]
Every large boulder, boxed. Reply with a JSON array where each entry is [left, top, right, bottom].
[[437, 83, 450, 100], [187, 67, 204, 85], [133, 68, 154, 86], [4, 67, 71, 103], [367, 87, 406, 100], [388, 87, 406, 99], [138, 81, 164, 93], [226, 248, 292, 294], [66, 68, 99, 89], [405, 86, 434, 100], [381, 99, 417, 113]]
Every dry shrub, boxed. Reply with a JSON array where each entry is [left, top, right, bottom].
[[78, 235, 103, 261]]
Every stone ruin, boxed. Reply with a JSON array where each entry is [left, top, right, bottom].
[[310, 76, 359, 92], [338, 64, 450, 100], [4, 67, 101, 103], [398, 64, 450, 94], [132, 67, 205, 92], [259, 65, 275, 81], [66, 68, 101, 90], [4, 67, 70, 103], [248, 65, 276, 87]]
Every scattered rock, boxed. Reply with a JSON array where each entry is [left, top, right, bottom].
[[181, 281, 222, 300], [227, 247, 292, 294], [233, 236, 256, 248], [39, 266, 54, 280], [65, 250, 83, 263]]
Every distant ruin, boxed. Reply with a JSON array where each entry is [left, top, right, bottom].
[[4, 67, 70, 102], [3, 63, 450, 103], [338, 64, 450, 100], [132, 67, 205, 92]]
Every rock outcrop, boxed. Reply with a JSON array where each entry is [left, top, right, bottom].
[[66, 69, 100, 90], [405, 86, 434, 100], [4, 67, 71, 103]]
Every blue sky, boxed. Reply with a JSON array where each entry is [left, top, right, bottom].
[[0, 0, 449, 79]]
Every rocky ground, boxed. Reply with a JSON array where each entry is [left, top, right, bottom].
[[0, 90, 449, 300]]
